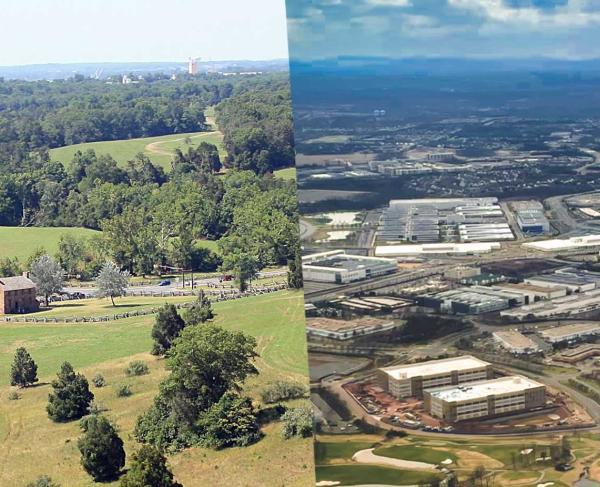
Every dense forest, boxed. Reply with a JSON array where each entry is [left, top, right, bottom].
[[0, 73, 299, 280]]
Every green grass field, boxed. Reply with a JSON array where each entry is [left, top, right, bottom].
[[315, 440, 377, 465], [0, 290, 313, 487], [316, 465, 442, 486], [0, 226, 100, 261], [49, 130, 226, 170], [274, 167, 297, 180], [373, 444, 458, 465]]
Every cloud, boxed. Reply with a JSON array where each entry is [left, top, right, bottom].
[[366, 0, 412, 6], [448, 0, 600, 27]]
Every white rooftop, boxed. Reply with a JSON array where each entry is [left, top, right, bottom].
[[523, 234, 600, 251], [381, 355, 490, 380], [429, 376, 543, 402], [375, 242, 501, 256]]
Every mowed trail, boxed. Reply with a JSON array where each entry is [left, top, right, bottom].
[[145, 132, 218, 156], [144, 115, 223, 157]]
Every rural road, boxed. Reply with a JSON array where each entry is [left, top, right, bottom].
[[64, 270, 286, 297]]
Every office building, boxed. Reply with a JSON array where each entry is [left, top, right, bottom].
[[379, 356, 493, 399], [424, 376, 546, 422]]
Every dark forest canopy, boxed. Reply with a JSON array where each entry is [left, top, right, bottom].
[[0, 73, 299, 277], [0, 72, 293, 172]]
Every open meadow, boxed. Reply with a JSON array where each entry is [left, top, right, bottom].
[[0, 290, 314, 487], [49, 130, 226, 170], [0, 226, 101, 262]]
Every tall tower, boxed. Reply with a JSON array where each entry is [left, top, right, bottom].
[[188, 57, 198, 75]]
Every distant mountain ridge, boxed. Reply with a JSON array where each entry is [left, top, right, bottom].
[[289, 56, 600, 75]]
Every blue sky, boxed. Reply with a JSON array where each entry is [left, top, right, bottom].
[[286, 0, 600, 60], [0, 0, 288, 66]]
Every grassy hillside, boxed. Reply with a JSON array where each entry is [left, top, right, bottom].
[[49, 130, 225, 170], [0, 226, 100, 261], [0, 291, 314, 487]]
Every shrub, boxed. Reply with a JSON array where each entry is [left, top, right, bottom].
[[119, 445, 182, 487], [125, 360, 149, 377], [261, 380, 306, 404], [8, 391, 20, 401], [10, 347, 38, 388], [47, 362, 94, 422], [196, 392, 262, 449], [25, 476, 61, 487], [281, 407, 313, 439], [116, 384, 133, 397], [92, 373, 106, 388], [78, 415, 125, 482]]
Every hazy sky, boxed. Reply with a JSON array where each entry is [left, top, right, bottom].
[[286, 0, 600, 60], [0, 0, 289, 66]]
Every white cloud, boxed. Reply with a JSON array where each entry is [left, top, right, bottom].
[[366, 0, 412, 7], [449, 0, 600, 27]]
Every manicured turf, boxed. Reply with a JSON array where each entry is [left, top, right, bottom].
[[316, 465, 442, 486], [373, 444, 458, 465], [49, 130, 225, 169], [315, 441, 377, 464], [0, 290, 313, 487], [0, 226, 100, 261]]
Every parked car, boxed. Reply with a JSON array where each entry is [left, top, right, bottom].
[[158, 280, 171, 286]]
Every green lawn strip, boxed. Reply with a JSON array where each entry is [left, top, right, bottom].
[[315, 441, 377, 464], [373, 444, 458, 465], [315, 465, 443, 486]]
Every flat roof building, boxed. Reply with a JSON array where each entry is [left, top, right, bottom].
[[424, 376, 546, 422], [539, 322, 600, 344], [523, 234, 600, 253], [500, 289, 600, 320], [512, 201, 550, 235], [421, 287, 515, 315], [375, 242, 501, 257], [379, 356, 493, 399], [306, 317, 398, 341], [302, 250, 397, 284], [493, 330, 541, 354]]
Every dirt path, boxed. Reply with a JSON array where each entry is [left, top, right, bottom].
[[145, 132, 216, 156], [352, 448, 438, 472]]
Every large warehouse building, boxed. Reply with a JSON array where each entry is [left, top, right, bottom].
[[424, 376, 546, 422], [523, 234, 600, 253], [493, 330, 541, 354], [539, 322, 600, 344], [377, 197, 513, 244], [302, 250, 397, 284], [379, 356, 493, 399], [511, 201, 550, 235]]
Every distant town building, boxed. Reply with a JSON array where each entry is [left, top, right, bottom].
[[523, 234, 600, 253], [188, 58, 198, 75], [444, 266, 481, 280], [378, 356, 493, 399], [0, 275, 39, 314], [424, 376, 546, 422], [426, 152, 455, 163]]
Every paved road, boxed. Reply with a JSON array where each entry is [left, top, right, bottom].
[[299, 218, 317, 241], [64, 270, 286, 297]]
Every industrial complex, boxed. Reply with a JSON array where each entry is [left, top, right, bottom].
[[301, 250, 397, 284]]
